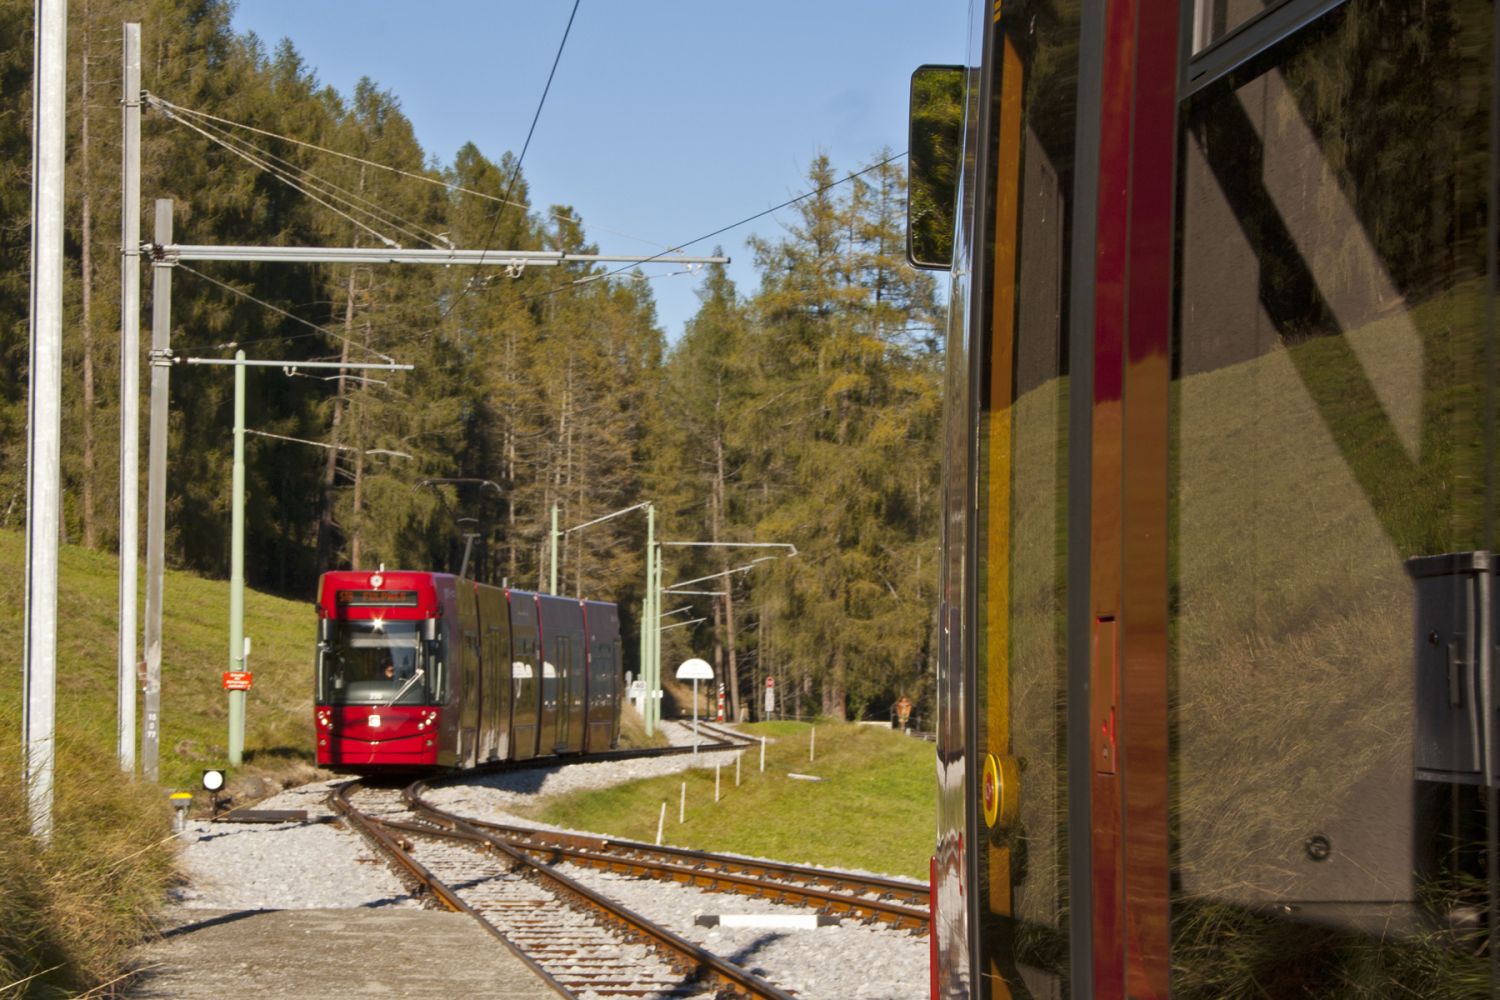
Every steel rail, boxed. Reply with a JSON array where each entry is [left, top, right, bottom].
[[403, 726, 928, 932], [336, 776, 794, 999], [397, 800, 928, 931], [383, 797, 797, 999], [489, 827, 927, 930], [329, 781, 574, 997]]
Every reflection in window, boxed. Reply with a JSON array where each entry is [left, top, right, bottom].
[[1192, 0, 1280, 54], [1172, 1, 1491, 995], [973, 3, 1077, 996]]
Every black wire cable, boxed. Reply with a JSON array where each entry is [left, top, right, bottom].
[[440, 0, 582, 322], [523, 150, 908, 303]]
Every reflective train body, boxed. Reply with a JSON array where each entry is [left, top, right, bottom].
[[918, 1, 1499, 997], [313, 570, 621, 770]]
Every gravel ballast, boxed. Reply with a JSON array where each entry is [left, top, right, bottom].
[[146, 722, 931, 999]]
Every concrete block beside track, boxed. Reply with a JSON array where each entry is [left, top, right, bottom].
[[126, 907, 556, 998]]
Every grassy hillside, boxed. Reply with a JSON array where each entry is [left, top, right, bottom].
[[533, 721, 935, 879], [0, 529, 320, 996], [0, 528, 319, 792]]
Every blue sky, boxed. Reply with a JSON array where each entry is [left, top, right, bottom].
[[227, 1, 969, 343]]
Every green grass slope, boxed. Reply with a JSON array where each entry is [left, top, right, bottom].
[[0, 528, 318, 790], [0, 529, 319, 996], [534, 721, 935, 879]]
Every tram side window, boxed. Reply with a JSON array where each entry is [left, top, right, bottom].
[[1192, 0, 1282, 54], [1171, 1, 1491, 994]]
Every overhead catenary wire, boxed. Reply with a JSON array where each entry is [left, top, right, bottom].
[[147, 93, 665, 251], [156, 102, 404, 249], [176, 110, 453, 250], [150, 98, 435, 250], [524, 151, 909, 303], [439, 0, 582, 323], [245, 428, 412, 459], [174, 263, 396, 363]]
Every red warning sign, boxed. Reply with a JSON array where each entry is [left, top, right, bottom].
[[222, 671, 253, 691]]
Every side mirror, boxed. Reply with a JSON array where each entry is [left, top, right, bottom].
[[907, 64, 966, 270], [318, 618, 332, 644], [424, 618, 437, 643]]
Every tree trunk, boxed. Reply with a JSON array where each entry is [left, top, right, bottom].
[[315, 273, 356, 571], [316, 169, 368, 572], [713, 417, 743, 720], [711, 597, 724, 679], [827, 632, 848, 720]]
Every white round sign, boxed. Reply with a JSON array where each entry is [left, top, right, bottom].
[[676, 658, 713, 680]]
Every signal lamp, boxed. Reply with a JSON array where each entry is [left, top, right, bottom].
[[201, 769, 226, 792]]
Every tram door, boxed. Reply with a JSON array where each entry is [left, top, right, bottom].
[[964, 3, 1079, 997], [475, 585, 511, 763]]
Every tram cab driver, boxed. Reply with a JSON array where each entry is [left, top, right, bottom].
[[381, 654, 415, 681]]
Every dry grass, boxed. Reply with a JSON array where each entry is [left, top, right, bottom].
[[0, 707, 179, 998], [0, 528, 327, 994], [615, 702, 670, 750]]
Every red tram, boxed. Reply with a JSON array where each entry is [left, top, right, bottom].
[[313, 570, 621, 770], [912, 1, 1498, 997]]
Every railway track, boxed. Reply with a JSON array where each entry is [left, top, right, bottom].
[[331, 732, 929, 998], [335, 779, 795, 999], [403, 791, 930, 931]]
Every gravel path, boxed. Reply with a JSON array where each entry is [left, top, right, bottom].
[[160, 722, 930, 999], [168, 779, 417, 911]]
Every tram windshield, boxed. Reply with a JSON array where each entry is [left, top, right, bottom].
[[317, 619, 438, 706]]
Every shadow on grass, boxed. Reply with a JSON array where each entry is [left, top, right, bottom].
[[242, 746, 316, 765]]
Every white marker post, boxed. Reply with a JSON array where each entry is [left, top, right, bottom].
[[676, 658, 713, 753], [657, 802, 666, 845]]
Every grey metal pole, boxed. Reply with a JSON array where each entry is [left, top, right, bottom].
[[23, 0, 68, 843], [549, 502, 558, 595], [651, 539, 663, 732], [116, 21, 140, 775], [142, 198, 172, 782], [643, 505, 655, 736], [228, 350, 246, 766]]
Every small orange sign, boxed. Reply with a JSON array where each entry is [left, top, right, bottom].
[[223, 671, 253, 691]]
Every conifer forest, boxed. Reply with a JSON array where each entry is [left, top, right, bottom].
[[0, 1, 945, 723]]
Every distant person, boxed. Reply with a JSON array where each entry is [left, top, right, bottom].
[[382, 657, 395, 679]]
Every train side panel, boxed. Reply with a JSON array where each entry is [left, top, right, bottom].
[[475, 582, 512, 763], [507, 590, 542, 761], [582, 600, 621, 753], [452, 580, 481, 768], [538, 594, 586, 754]]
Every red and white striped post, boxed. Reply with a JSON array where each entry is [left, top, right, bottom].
[[716, 684, 725, 722]]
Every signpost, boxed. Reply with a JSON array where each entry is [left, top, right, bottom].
[[676, 658, 713, 751]]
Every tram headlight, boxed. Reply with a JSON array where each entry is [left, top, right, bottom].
[[201, 769, 226, 792]]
